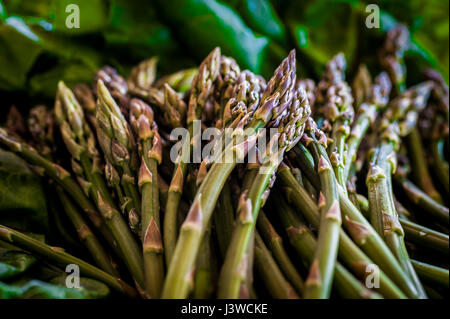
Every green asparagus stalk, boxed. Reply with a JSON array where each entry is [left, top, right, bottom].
[[214, 182, 236, 259], [191, 164, 218, 300], [127, 57, 158, 98], [396, 176, 449, 224], [0, 128, 121, 260], [352, 64, 372, 109], [301, 120, 343, 298], [367, 81, 435, 298], [56, 82, 133, 223], [292, 136, 430, 299], [163, 48, 221, 267], [218, 82, 310, 298], [378, 24, 408, 95], [303, 154, 340, 299], [400, 218, 449, 254], [27, 106, 119, 276], [278, 164, 409, 298], [56, 188, 119, 276], [154, 68, 198, 93], [426, 70, 449, 195], [236, 164, 259, 298], [130, 99, 164, 298], [95, 66, 130, 117], [380, 25, 443, 204], [72, 85, 131, 215], [406, 127, 443, 203], [253, 232, 300, 299], [315, 54, 354, 190], [343, 72, 392, 182], [430, 139, 449, 195], [0, 224, 136, 297], [411, 260, 449, 290], [162, 50, 297, 298], [274, 194, 382, 299], [192, 221, 216, 299], [257, 211, 304, 295], [284, 130, 421, 299], [57, 81, 144, 288], [96, 79, 141, 215]]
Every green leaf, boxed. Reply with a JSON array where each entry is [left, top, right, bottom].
[[0, 1, 6, 21], [286, 1, 359, 77], [29, 60, 95, 98], [0, 277, 110, 299], [0, 17, 43, 90], [47, 0, 110, 34], [0, 149, 49, 233], [232, 0, 287, 44], [2, 0, 51, 17], [0, 14, 102, 93], [157, 0, 285, 77], [104, 0, 191, 74], [50, 275, 110, 298], [0, 249, 37, 280], [4, 0, 110, 34]]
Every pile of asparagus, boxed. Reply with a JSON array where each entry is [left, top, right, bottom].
[[1, 25, 448, 299]]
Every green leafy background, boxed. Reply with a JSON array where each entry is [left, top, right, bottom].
[[1, 0, 447, 99], [0, 0, 448, 298]]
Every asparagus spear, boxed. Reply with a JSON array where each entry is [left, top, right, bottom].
[[296, 78, 316, 108], [380, 25, 443, 203], [213, 55, 242, 129], [0, 128, 121, 259], [129, 99, 164, 298], [406, 127, 443, 203], [56, 188, 119, 277], [421, 71, 449, 195], [352, 64, 372, 109], [253, 232, 300, 299], [27, 105, 56, 159], [257, 210, 305, 295], [283, 126, 422, 298], [56, 81, 144, 288], [0, 224, 136, 297], [96, 80, 141, 214], [72, 84, 132, 211], [314, 54, 354, 190], [162, 50, 297, 298], [154, 68, 198, 93], [95, 66, 130, 118], [218, 66, 310, 299], [400, 218, 449, 254], [396, 176, 449, 224], [163, 48, 221, 267], [273, 193, 382, 299], [277, 164, 409, 298], [301, 119, 348, 298], [127, 57, 158, 98], [366, 82, 434, 298], [378, 25, 408, 95], [26, 105, 119, 276], [214, 182, 236, 259], [343, 72, 392, 182], [411, 260, 449, 290]]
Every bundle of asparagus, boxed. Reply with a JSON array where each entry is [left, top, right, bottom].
[[1, 25, 448, 299]]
